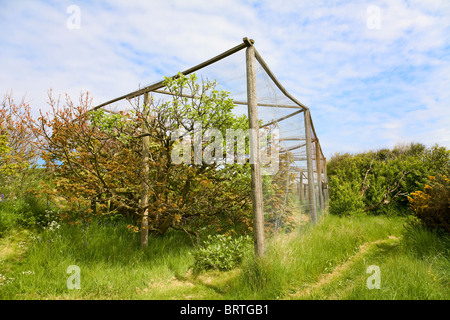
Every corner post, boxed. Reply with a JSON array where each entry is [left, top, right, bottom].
[[299, 169, 304, 203], [315, 140, 324, 215], [304, 109, 317, 223], [140, 92, 150, 248], [323, 157, 329, 213], [245, 38, 265, 257]]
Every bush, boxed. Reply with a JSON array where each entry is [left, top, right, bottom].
[[327, 143, 449, 216], [14, 195, 52, 228], [328, 177, 365, 216], [192, 234, 251, 274], [0, 195, 57, 232], [408, 174, 450, 233]]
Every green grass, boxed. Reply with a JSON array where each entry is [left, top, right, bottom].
[[0, 201, 21, 237], [222, 214, 448, 300], [0, 214, 448, 300], [0, 219, 197, 299], [226, 214, 406, 299]]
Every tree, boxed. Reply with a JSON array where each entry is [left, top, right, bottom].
[[29, 91, 142, 220], [0, 131, 14, 175], [31, 75, 255, 244], [0, 94, 39, 198]]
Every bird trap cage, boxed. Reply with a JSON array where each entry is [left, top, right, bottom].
[[93, 38, 328, 256]]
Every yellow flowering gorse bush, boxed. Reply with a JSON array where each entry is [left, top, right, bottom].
[[408, 174, 449, 233]]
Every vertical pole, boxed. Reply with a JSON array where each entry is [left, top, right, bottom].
[[304, 109, 317, 223], [323, 157, 329, 214], [298, 170, 304, 230], [315, 141, 324, 214], [304, 183, 307, 200], [299, 169, 304, 203], [246, 43, 265, 257], [140, 92, 150, 248]]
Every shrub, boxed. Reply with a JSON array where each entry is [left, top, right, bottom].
[[328, 176, 365, 216], [0, 195, 56, 229], [408, 174, 450, 233], [192, 234, 251, 274], [327, 143, 449, 216]]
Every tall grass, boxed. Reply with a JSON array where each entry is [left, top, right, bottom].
[[0, 201, 18, 236], [0, 218, 195, 299], [322, 225, 450, 300], [0, 195, 50, 236], [1, 213, 448, 300], [225, 215, 449, 300]]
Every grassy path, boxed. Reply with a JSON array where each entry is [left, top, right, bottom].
[[288, 236, 401, 299], [0, 229, 31, 292], [1, 216, 448, 300], [0, 229, 29, 271]]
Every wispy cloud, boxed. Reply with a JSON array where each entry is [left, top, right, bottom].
[[0, 0, 449, 157]]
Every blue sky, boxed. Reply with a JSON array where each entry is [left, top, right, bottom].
[[0, 0, 449, 159]]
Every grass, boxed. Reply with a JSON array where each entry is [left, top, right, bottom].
[[226, 214, 407, 299], [0, 213, 448, 300], [0, 219, 196, 299]]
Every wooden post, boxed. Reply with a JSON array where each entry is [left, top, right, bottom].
[[246, 41, 265, 257], [323, 157, 329, 213], [304, 109, 317, 223], [298, 170, 304, 230], [299, 169, 304, 203], [140, 92, 150, 248], [315, 141, 324, 214]]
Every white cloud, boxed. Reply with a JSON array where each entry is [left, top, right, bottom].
[[0, 0, 449, 157]]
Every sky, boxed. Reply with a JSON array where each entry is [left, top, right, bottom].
[[0, 0, 449, 159]]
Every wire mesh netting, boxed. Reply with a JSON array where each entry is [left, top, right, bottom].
[[98, 39, 327, 241]]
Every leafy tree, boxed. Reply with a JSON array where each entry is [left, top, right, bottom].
[[31, 75, 255, 242], [0, 131, 14, 175], [0, 94, 40, 199], [30, 91, 142, 222]]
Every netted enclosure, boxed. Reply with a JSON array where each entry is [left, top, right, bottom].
[[92, 38, 328, 255]]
